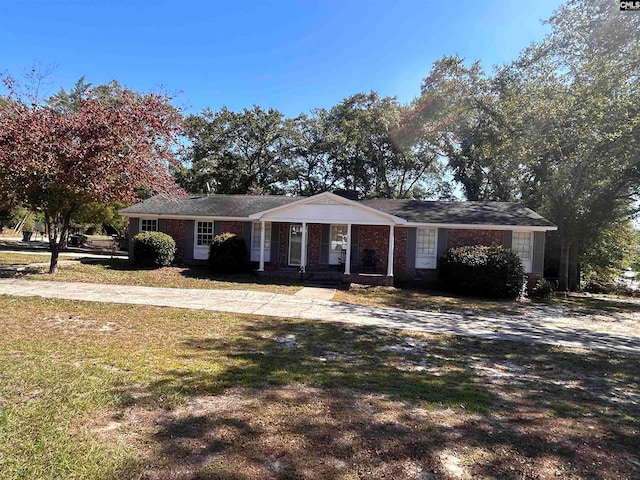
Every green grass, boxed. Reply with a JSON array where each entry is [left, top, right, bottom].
[[18, 257, 303, 294], [1, 295, 638, 479], [0, 252, 72, 266]]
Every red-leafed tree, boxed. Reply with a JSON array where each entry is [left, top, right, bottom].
[[0, 77, 183, 273]]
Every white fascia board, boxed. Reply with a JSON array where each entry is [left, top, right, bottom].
[[403, 222, 557, 231], [248, 191, 407, 224]]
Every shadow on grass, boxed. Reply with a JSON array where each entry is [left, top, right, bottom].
[[553, 295, 640, 314], [128, 320, 639, 479]]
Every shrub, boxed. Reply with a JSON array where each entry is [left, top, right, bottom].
[[439, 245, 525, 299], [132, 231, 176, 267], [209, 232, 249, 274], [528, 278, 555, 300]]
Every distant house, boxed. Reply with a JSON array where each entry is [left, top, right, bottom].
[[120, 191, 556, 286]]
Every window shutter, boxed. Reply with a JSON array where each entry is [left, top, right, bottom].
[[533, 231, 545, 274], [406, 227, 417, 270], [320, 224, 330, 264]]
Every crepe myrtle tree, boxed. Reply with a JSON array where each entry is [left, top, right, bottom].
[[0, 76, 184, 273]]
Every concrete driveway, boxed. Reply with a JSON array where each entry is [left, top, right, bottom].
[[1, 278, 639, 354]]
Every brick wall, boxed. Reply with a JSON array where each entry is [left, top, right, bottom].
[[164, 219, 186, 261], [358, 225, 389, 274], [278, 223, 289, 268], [393, 227, 408, 277], [308, 224, 322, 268], [218, 221, 243, 236], [447, 229, 503, 249]]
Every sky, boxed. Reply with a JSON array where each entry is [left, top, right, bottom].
[[1, 0, 565, 117]]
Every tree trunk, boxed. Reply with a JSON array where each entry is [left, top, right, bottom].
[[558, 236, 572, 292], [48, 246, 60, 274]]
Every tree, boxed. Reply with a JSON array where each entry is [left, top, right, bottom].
[[0, 77, 183, 273], [180, 106, 289, 194]]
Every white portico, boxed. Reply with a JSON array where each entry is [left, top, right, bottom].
[[248, 192, 406, 278]]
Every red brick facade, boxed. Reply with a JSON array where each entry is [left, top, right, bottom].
[[278, 223, 289, 268], [218, 221, 243, 237], [358, 225, 390, 274], [447, 229, 503, 249], [308, 224, 322, 268], [164, 219, 186, 260], [393, 227, 408, 277]]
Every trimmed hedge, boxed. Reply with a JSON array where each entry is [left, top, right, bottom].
[[439, 245, 525, 299], [209, 232, 249, 274], [132, 231, 176, 267]]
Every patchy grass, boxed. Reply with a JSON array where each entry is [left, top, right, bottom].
[[18, 258, 302, 294], [0, 296, 638, 480], [0, 252, 73, 266], [553, 294, 640, 314], [333, 285, 525, 314]]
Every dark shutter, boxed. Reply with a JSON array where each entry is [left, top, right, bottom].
[[242, 222, 252, 244], [533, 231, 545, 275], [158, 219, 167, 232], [436, 228, 448, 267], [502, 230, 513, 249], [406, 227, 417, 270], [184, 221, 195, 260], [128, 218, 140, 238], [350, 225, 359, 267], [320, 224, 330, 264], [270, 222, 280, 264], [214, 222, 222, 235]]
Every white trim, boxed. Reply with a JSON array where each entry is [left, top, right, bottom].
[[193, 220, 214, 260], [251, 221, 271, 263], [387, 225, 394, 277], [248, 192, 407, 224], [415, 227, 438, 269], [345, 224, 352, 275], [328, 224, 348, 265], [512, 231, 534, 273]]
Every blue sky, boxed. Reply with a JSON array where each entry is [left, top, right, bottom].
[[2, 0, 564, 117]]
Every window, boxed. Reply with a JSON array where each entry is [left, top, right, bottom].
[[251, 222, 271, 262], [140, 219, 158, 232], [196, 221, 214, 246], [512, 232, 532, 260], [415, 228, 437, 269], [416, 228, 437, 256]]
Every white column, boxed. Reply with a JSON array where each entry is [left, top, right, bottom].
[[258, 221, 266, 272], [344, 223, 352, 275], [387, 224, 395, 277], [300, 222, 307, 273]]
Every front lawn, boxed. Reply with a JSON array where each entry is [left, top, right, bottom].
[[14, 256, 302, 295], [0, 296, 638, 479]]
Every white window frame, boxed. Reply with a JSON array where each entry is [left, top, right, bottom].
[[512, 231, 533, 273], [193, 220, 214, 260], [288, 224, 303, 266], [251, 222, 271, 262], [329, 224, 348, 265], [139, 218, 158, 232], [415, 227, 437, 269]]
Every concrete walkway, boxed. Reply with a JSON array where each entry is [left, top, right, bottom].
[[1, 278, 639, 354]]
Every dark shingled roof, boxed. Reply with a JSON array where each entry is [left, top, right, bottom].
[[359, 199, 556, 227], [120, 194, 299, 217], [121, 194, 555, 228]]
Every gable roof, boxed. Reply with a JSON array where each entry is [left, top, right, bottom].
[[120, 193, 556, 229], [359, 199, 556, 228]]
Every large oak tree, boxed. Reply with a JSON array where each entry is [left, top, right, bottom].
[[0, 78, 183, 273]]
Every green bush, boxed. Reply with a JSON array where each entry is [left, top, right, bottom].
[[209, 232, 249, 274], [528, 278, 555, 300], [439, 245, 525, 299], [132, 231, 176, 267]]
